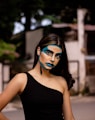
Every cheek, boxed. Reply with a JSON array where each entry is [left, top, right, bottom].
[[55, 60, 59, 65], [54, 59, 60, 66], [39, 53, 47, 63], [38, 54, 49, 69]]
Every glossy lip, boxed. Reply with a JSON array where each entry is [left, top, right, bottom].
[[45, 63, 55, 67]]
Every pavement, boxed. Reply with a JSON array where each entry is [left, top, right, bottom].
[[2, 95, 95, 120], [71, 95, 95, 120], [2, 96, 22, 112]]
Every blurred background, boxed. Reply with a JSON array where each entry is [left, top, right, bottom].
[[0, 0, 95, 119]]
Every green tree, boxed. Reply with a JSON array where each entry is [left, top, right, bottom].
[[17, 0, 44, 31], [0, 0, 95, 60], [0, 0, 45, 41], [0, 0, 21, 41], [0, 39, 19, 62], [1, 0, 94, 41]]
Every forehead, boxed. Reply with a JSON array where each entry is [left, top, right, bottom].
[[45, 45, 62, 53]]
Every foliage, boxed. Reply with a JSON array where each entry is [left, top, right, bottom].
[[0, 0, 95, 40], [0, 0, 95, 61], [43, 15, 61, 23], [0, 0, 21, 41], [59, 7, 77, 23], [0, 39, 19, 62]]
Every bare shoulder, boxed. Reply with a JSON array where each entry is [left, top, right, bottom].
[[12, 72, 27, 83], [55, 76, 68, 89], [10, 72, 28, 92]]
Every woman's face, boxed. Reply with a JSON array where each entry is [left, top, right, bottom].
[[38, 45, 62, 70]]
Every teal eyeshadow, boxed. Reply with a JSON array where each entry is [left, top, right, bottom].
[[39, 61, 45, 68], [41, 45, 62, 53], [41, 46, 48, 53]]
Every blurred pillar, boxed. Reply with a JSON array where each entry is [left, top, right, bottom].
[[77, 8, 87, 91], [3, 64, 10, 89]]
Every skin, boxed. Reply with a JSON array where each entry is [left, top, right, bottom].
[[0, 45, 75, 120], [39, 45, 62, 70]]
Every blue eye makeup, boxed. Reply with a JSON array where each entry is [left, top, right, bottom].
[[41, 47, 52, 56], [41, 46, 62, 59], [44, 50, 53, 57]]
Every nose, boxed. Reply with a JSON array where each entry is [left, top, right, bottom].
[[51, 55, 55, 62]]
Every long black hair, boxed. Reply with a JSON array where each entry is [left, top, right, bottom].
[[32, 33, 75, 89]]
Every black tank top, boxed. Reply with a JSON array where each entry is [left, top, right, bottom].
[[20, 72, 64, 120]]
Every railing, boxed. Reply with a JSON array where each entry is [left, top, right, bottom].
[[69, 60, 80, 93]]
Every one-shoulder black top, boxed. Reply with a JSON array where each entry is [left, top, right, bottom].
[[20, 72, 64, 120]]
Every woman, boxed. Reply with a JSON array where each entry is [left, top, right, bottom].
[[0, 33, 75, 120]]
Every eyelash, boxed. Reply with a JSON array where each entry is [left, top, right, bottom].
[[56, 55, 61, 59], [44, 50, 61, 59], [45, 50, 52, 56]]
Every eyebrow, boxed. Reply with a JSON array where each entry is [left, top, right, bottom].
[[46, 49, 53, 53], [44, 48, 62, 55], [56, 52, 62, 55]]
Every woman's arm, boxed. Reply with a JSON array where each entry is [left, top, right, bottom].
[[0, 73, 26, 120], [62, 81, 75, 120]]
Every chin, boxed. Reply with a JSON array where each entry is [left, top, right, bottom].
[[44, 67, 52, 70]]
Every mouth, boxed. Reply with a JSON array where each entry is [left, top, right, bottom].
[[45, 63, 55, 67]]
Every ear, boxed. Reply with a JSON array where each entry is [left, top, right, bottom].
[[37, 47, 41, 56]]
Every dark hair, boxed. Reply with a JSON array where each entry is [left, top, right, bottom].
[[32, 33, 75, 90]]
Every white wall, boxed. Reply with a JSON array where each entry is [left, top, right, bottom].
[[65, 40, 86, 91], [65, 41, 80, 91], [65, 42, 79, 60]]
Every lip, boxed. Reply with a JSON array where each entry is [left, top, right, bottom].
[[46, 63, 54, 67]]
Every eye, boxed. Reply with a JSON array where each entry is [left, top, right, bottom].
[[44, 50, 53, 56], [55, 54, 62, 59]]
